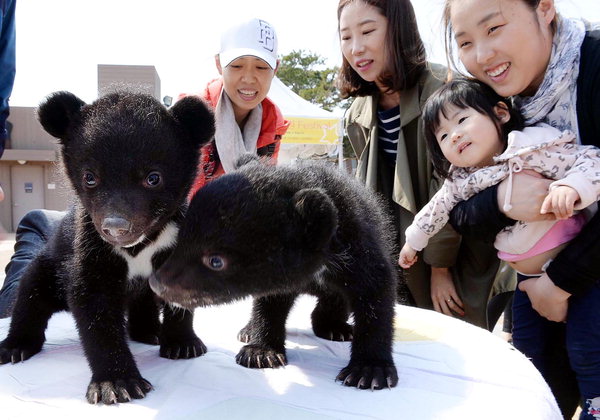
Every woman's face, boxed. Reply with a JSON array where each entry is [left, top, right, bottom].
[[216, 56, 276, 125], [339, 1, 389, 86], [450, 0, 555, 97]]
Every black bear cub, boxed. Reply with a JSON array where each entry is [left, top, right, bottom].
[[150, 156, 399, 390], [0, 91, 215, 404]]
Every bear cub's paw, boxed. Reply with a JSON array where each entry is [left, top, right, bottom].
[[128, 330, 160, 346], [159, 335, 207, 359], [336, 361, 399, 390], [128, 319, 161, 345], [312, 318, 354, 342], [235, 344, 287, 369], [86, 376, 153, 405], [0, 337, 44, 364], [236, 324, 254, 343]]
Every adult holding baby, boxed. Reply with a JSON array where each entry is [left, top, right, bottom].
[[442, 0, 600, 417]]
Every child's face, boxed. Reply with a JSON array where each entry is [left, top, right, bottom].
[[434, 104, 507, 168], [217, 56, 276, 124], [449, 0, 555, 97], [339, 0, 388, 87]]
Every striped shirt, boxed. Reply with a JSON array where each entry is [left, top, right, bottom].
[[377, 106, 400, 167]]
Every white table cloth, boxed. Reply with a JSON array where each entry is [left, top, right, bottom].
[[0, 296, 561, 420]]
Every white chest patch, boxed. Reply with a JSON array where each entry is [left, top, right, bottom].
[[114, 222, 179, 280]]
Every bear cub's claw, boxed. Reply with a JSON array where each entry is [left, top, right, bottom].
[[312, 320, 354, 342], [86, 377, 153, 405], [0, 338, 44, 364], [159, 336, 207, 359], [336, 362, 398, 390], [235, 344, 287, 369], [237, 324, 253, 343]]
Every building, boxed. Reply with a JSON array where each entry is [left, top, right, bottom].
[[0, 65, 161, 232]]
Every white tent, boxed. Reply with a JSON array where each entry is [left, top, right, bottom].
[[267, 77, 343, 167]]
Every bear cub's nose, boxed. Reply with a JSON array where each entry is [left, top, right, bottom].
[[101, 217, 132, 238]]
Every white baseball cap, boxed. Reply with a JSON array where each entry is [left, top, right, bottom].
[[219, 18, 278, 69]]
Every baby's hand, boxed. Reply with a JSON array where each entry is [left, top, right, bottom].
[[398, 244, 418, 269], [540, 186, 580, 219]]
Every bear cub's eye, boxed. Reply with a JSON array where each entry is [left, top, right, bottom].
[[83, 171, 98, 188], [202, 255, 227, 271], [145, 171, 162, 188]]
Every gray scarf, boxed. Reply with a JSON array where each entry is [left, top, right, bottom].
[[214, 90, 262, 173], [516, 17, 586, 138]]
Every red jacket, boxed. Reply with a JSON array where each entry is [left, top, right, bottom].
[[183, 78, 289, 197]]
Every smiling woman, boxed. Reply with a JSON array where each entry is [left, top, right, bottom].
[[216, 56, 277, 126], [185, 17, 289, 194], [442, 0, 600, 417], [337, 0, 515, 333], [338, 2, 390, 86], [447, 0, 555, 97]]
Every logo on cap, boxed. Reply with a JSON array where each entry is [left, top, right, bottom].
[[258, 20, 275, 53]]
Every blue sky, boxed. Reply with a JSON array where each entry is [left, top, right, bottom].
[[9, 0, 600, 106]]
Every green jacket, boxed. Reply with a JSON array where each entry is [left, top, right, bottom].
[[344, 63, 460, 268], [344, 63, 513, 329]]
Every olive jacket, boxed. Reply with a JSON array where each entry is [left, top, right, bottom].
[[343, 63, 513, 329]]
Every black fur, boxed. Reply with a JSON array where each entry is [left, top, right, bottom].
[[0, 91, 215, 404], [150, 156, 399, 390]]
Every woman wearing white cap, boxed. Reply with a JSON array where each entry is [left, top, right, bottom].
[[184, 17, 289, 196]]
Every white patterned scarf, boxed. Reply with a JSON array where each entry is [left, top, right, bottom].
[[516, 17, 586, 139], [214, 90, 262, 173]]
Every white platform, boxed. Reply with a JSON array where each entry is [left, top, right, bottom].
[[0, 296, 560, 420]]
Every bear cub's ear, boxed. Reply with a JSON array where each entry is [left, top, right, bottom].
[[291, 188, 338, 251], [170, 96, 216, 148], [37, 91, 86, 141]]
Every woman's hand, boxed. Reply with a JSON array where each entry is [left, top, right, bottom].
[[497, 170, 555, 222], [518, 273, 570, 322], [430, 267, 464, 317]]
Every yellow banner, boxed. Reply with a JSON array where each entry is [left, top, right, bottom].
[[281, 117, 341, 145]]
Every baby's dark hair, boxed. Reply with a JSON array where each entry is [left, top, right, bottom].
[[423, 78, 525, 178]]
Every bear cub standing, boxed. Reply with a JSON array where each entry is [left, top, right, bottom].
[[0, 91, 215, 404], [150, 156, 399, 390]]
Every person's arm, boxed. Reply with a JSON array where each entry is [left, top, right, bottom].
[[422, 171, 462, 268], [519, 205, 600, 320], [546, 209, 600, 295], [449, 170, 555, 239], [518, 170, 600, 322], [0, 0, 16, 155], [423, 222, 465, 318], [423, 203, 465, 319], [448, 184, 511, 241], [541, 32, 600, 298], [405, 180, 460, 252]]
